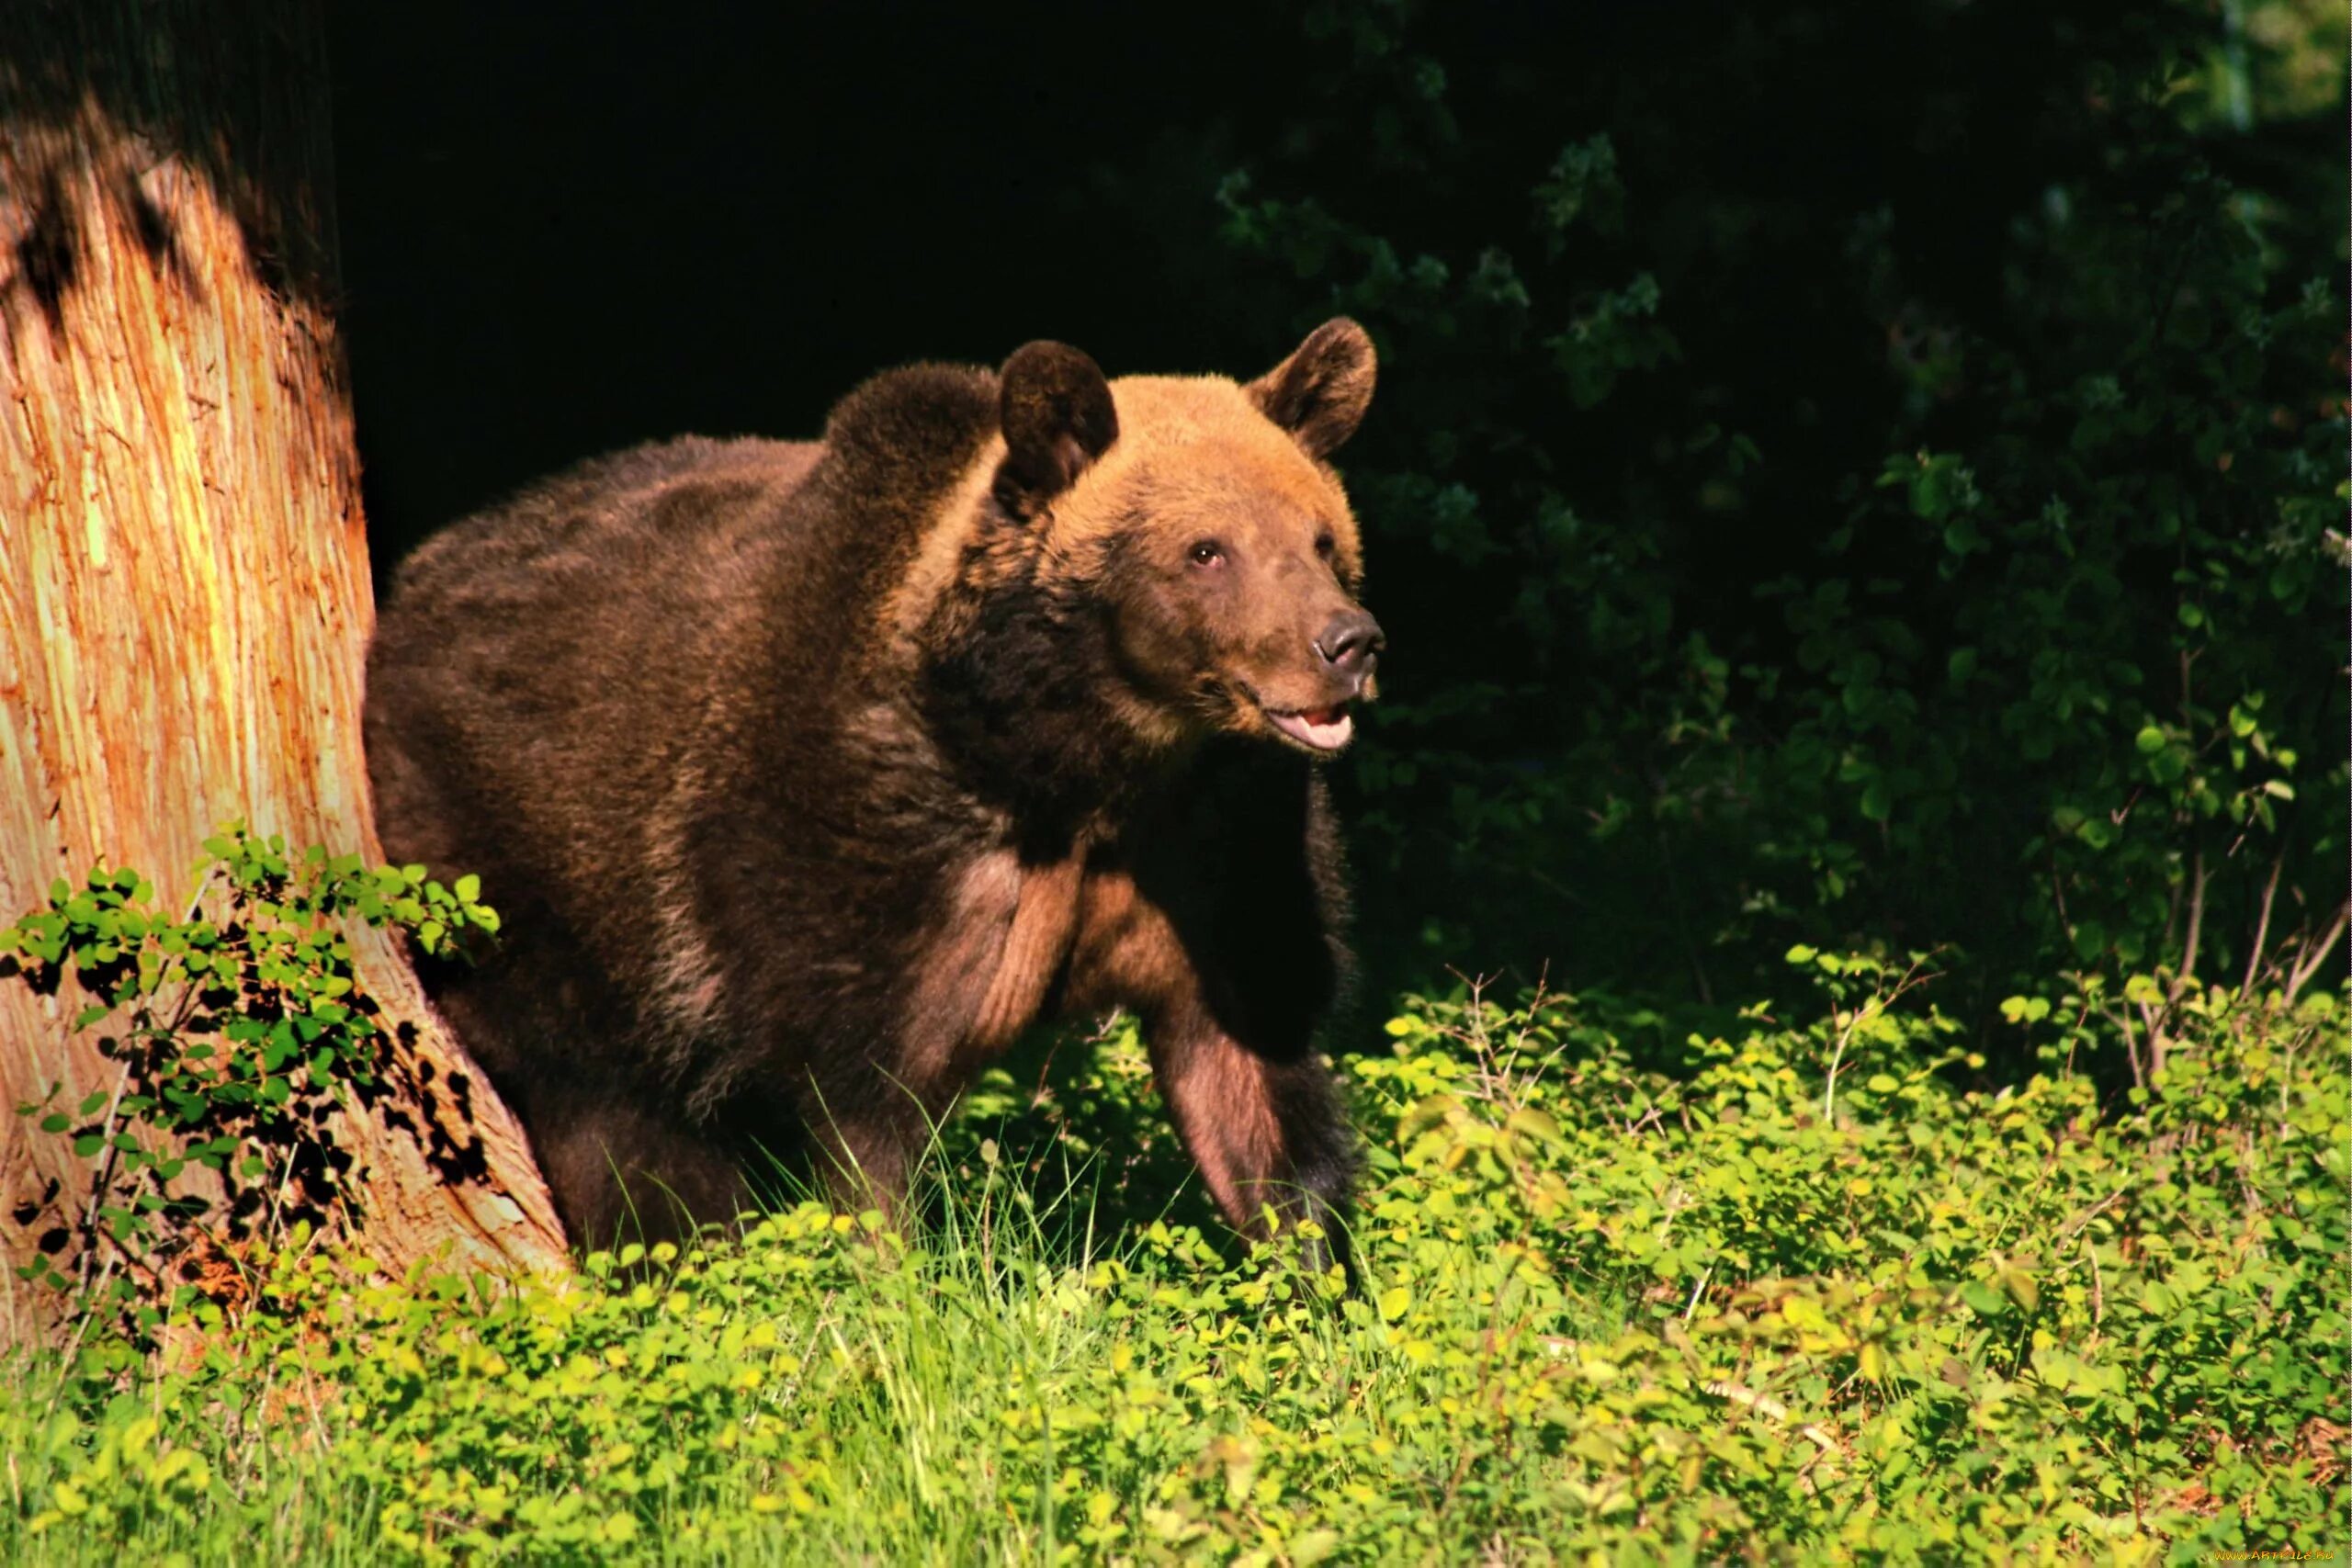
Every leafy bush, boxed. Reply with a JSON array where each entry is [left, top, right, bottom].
[[3, 964, 2339, 1562], [2, 826, 499, 1347]]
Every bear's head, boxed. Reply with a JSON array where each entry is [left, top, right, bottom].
[[990, 320, 1383, 760]]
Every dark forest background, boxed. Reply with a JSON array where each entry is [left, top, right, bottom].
[[329, 0, 2348, 1058]]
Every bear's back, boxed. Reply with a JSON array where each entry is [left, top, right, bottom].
[[382, 434, 820, 628], [365, 366, 1002, 1026], [365, 436, 827, 965]]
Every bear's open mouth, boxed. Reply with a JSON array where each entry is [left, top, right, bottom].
[[1262, 702, 1354, 752]]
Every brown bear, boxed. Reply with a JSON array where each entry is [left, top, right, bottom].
[[363, 321, 1384, 1276]]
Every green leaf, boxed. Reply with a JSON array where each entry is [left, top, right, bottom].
[[1291, 1529, 1343, 1567], [1504, 1107, 1562, 1143], [1959, 1280, 2007, 1318], [1998, 1265, 2040, 1314]]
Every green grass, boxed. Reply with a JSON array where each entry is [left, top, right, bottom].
[[3, 959, 2344, 1564]]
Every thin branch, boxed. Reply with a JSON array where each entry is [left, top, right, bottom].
[[1824, 954, 1940, 1122], [2143, 850, 2210, 1081], [2242, 849, 2285, 995], [46, 1252, 118, 1400], [2059, 1187, 2128, 1241], [72, 1056, 135, 1292], [2285, 902, 2350, 1004], [2170, 851, 2207, 1005], [2101, 998, 2146, 1090]]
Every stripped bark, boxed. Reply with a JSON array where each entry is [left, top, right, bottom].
[[0, 0, 566, 1344]]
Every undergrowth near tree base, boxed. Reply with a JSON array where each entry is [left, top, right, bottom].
[[2, 959, 2342, 1564]]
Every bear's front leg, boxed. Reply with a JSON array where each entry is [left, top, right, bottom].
[[1144, 998, 1358, 1284], [1069, 757, 1363, 1286]]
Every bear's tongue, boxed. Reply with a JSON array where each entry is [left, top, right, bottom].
[[1269, 705, 1353, 751]]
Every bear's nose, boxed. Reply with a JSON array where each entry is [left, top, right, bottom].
[[1315, 610, 1385, 679]]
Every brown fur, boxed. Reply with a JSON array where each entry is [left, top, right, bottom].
[[365, 322, 1382, 1276], [970, 852, 1089, 1054]]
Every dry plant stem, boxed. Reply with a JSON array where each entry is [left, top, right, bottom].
[[2106, 997, 2147, 1090], [2242, 849, 2284, 995], [2167, 851, 2208, 1009], [71, 1057, 135, 1293], [2284, 902, 2350, 1004]]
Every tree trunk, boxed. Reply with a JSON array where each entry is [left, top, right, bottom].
[[0, 0, 566, 1344]]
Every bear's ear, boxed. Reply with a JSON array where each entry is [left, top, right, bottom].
[[1247, 318, 1376, 458], [995, 341, 1119, 519]]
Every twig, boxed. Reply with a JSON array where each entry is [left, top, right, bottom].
[[1822, 1010, 1859, 1123], [2101, 998, 2146, 1091], [2285, 902, 2350, 1004], [2140, 851, 2208, 1079], [48, 1252, 117, 1396], [2168, 851, 2207, 1007], [2059, 1187, 2127, 1241], [73, 1057, 136, 1292], [266, 1137, 301, 1244], [1683, 1265, 1713, 1323], [1823, 954, 1941, 1122], [2242, 849, 2285, 995]]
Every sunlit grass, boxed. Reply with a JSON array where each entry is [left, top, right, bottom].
[[2, 980, 2342, 1563]]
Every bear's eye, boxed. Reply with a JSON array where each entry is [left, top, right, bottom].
[[1188, 540, 1225, 569], [1314, 533, 1337, 559]]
